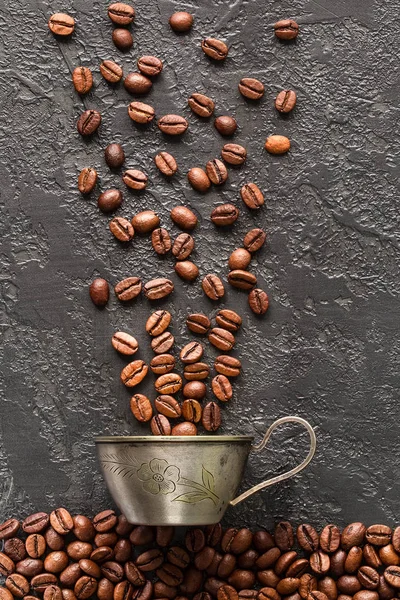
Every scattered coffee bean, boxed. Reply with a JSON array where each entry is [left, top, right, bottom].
[[184, 362, 210, 381], [75, 576, 97, 599], [169, 11, 193, 32], [136, 548, 164, 571], [78, 167, 97, 194], [274, 19, 299, 40], [383, 566, 400, 588], [138, 56, 163, 76], [124, 72, 152, 94], [215, 116, 237, 136], [206, 159, 228, 185], [72, 67, 93, 95], [77, 110, 101, 136], [228, 248, 251, 270], [100, 60, 123, 83], [216, 309, 242, 332], [180, 342, 204, 364], [155, 395, 181, 419], [105, 143, 125, 169], [152, 228, 172, 255], [150, 354, 175, 375], [212, 375, 232, 402], [183, 380, 206, 399], [22, 513, 49, 534], [151, 414, 171, 435], [215, 355, 241, 377], [297, 524, 319, 553], [202, 402, 221, 432], [6, 574, 30, 597], [109, 216, 134, 242], [365, 525, 392, 547], [158, 115, 189, 135], [182, 399, 203, 422], [240, 183, 264, 209], [275, 90, 297, 113], [123, 169, 148, 190], [172, 233, 194, 260], [221, 144, 247, 165], [115, 277, 142, 301], [155, 152, 178, 176], [151, 331, 174, 354], [342, 524, 366, 551], [244, 228, 266, 252], [170, 206, 198, 230], [128, 101, 155, 123], [208, 328, 235, 351], [171, 422, 197, 436], [0, 520, 20, 541], [238, 78, 264, 100], [188, 93, 215, 117], [25, 534, 46, 559], [211, 204, 239, 226], [175, 261, 199, 281], [202, 274, 225, 300], [187, 313, 211, 335], [146, 310, 172, 336], [108, 3, 135, 25], [201, 38, 228, 60], [112, 332, 138, 355], [130, 394, 153, 422], [0, 553, 15, 577], [132, 210, 160, 233], [248, 289, 269, 315], [320, 525, 341, 553], [265, 135, 291, 155], [50, 510, 73, 537], [112, 28, 133, 51], [144, 278, 174, 300], [98, 189, 123, 213], [188, 168, 211, 192], [89, 278, 109, 307], [228, 270, 256, 290], [120, 360, 148, 387], [48, 13, 75, 35]]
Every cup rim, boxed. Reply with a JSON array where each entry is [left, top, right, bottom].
[[95, 435, 253, 443]]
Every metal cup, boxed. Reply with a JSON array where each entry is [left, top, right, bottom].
[[96, 416, 316, 526]]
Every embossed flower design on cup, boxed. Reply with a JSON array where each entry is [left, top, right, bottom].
[[137, 458, 180, 495]]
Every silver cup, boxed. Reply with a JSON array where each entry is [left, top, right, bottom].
[[96, 416, 316, 526]]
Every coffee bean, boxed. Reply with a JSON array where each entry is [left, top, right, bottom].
[[204, 577, 225, 596], [72, 67, 93, 94], [274, 19, 299, 40], [67, 541, 92, 560], [320, 525, 341, 554], [167, 547, 190, 569], [183, 381, 206, 399], [115, 277, 142, 301], [252, 531, 275, 553], [265, 135, 290, 155], [152, 228, 172, 255], [353, 593, 378, 600], [100, 60, 123, 83], [248, 289, 269, 315], [201, 38, 228, 60], [101, 561, 124, 583], [89, 278, 109, 307], [331, 550, 347, 579], [158, 115, 188, 135], [240, 183, 264, 209], [155, 373, 182, 395], [125, 562, 146, 586], [188, 93, 215, 117], [93, 511, 117, 534], [98, 189, 123, 213], [136, 549, 164, 571], [90, 547, 114, 562], [310, 552, 330, 575], [202, 402, 221, 432], [377, 575, 395, 600], [363, 545, 382, 569], [379, 544, 399, 566], [115, 514, 134, 537], [182, 399, 202, 422], [128, 101, 155, 123], [228, 571, 255, 590], [138, 56, 163, 76], [155, 395, 181, 418], [297, 525, 319, 553], [277, 579, 300, 595], [206, 159, 228, 185], [124, 72, 152, 94], [123, 169, 148, 190], [256, 548, 281, 570], [215, 355, 241, 377], [175, 261, 199, 281], [44, 551, 68, 573], [155, 526, 174, 548], [184, 362, 210, 381], [275, 551, 297, 575], [155, 152, 178, 176], [105, 144, 125, 169], [228, 270, 256, 290], [187, 313, 210, 334], [244, 228, 266, 252], [171, 206, 198, 230], [217, 554, 236, 579], [237, 550, 259, 570], [287, 559, 309, 578], [308, 593, 328, 600], [108, 3, 135, 25], [146, 310, 172, 336], [169, 11, 193, 31], [365, 525, 392, 546], [0, 588, 13, 600], [48, 13, 75, 35], [345, 547, 362, 573], [132, 210, 160, 233], [130, 394, 153, 422], [211, 204, 239, 226], [144, 278, 174, 300], [0, 519, 20, 541], [275, 90, 297, 113], [212, 375, 232, 401], [0, 552, 15, 576], [110, 217, 134, 242], [228, 248, 251, 271], [275, 522, 294, 551], [392, 526, 400, 552], [4, 538, 26, 562], [25, 534, 46, 559], [6, 573, 30, 597], [151, 332, 174, 354], [215, 116, 237, 136], [115, 581, 134, 600], [45, 528, 65, 551], [172, 422, 197, 435], [341, 523, 366, 550], [216, 309, 242, 332], [78, 167, 97, 194], [79, 559, 101, 578], [121, 360, 148, 387], [77, 110, 101, 136], [221, 144, 246, 165], [50, 509, 73, 536], [133, 582, 153, 600], [357, 566, 379, 590], [258, 588, 280, 600], [202, 274, 225, 300], [75, 576, 98, 599], [151, 414, 172, 435], [186, 529, 206, 553], [188, 168, 211, 192], [208, 328, 235, 351], [113, 28, 133, 51], [71, 516, 95, 543], [299, 574, 318, 599], [180, 342, 204, 364], [172, 233, 195, 260], [238, 78, 264, 100]]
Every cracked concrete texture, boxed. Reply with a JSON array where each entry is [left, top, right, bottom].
[[0, 0, 399, 528]]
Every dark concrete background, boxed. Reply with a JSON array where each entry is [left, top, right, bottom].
[[0, 0, 399, 529]]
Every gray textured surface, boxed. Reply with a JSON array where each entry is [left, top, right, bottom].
[[0, 0, 399, 528]]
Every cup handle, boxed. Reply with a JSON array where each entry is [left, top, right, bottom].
[[229, 416, 316, 507]]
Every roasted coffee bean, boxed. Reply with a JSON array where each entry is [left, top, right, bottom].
[[157, 563, 184, 586], [130, 394, 153, 422], [113, 28, 133, 51], [175, 261, 199, 281], [215, 309, 242, 332], [98, 189, 123, 213], [393, 526, 400, 552], [115, 514, 133, 537], [152, 228, 172, 255], [154, 373, 182, 394], [182, 399, 202, 422], [228, 570, 255, 590], [115, 277, 142, 301], [144, 278, 174, 300], [365, 525, 392, 546], [253, 531, 275, 553], [158, 115, 188, 135], [44, 551, 69, 573], [256, 548, 281, 570], [154, 582, 178, 599], [124, 72, 152, 94], [0, 519, 20, 540], [184, 362, 210, 381], [237, 550, 259, 570], [202, 274, 225, 300], [60, 563, 82, 586], [344, 547, 362, 573], [275, 90, 297, 113], [218, 554, 236, 579], [155, 152, 178, 176], [188, 93, 215, 118], [180, 342, 204, 364], [211, 204, 239, 226], [310, 552, 330, 575], [4, 538, 26, 562], [158, 527, 175, 548], [183, 381, 206, 399], [275, 551, 298, 576], [186, 529, 206, 553], [138, 56, 163, 76], [167, 547, 190, 569], [93, 511, 117, 534], [110, 217, 134, 242], [224, 530, 253, 555], [215, 355, 241, 377], [240, 183, 264, 209], [320, 525, 340, 554], [297, 524, 319, 553], [188, 168, 211, 192], [31, 573, 58, 593], [172, 234, 195, 260], [100, 60, 123, 83], [206, 159, 228, 185], [363, 545, 381, 569], [187, 313, 210, 334], [257, 570, 280, 588], [101, 562, 124, 583], [276, 578, 299, 595], [0, 589, 13, 600], [170, 206, 198, 230], [212, 375, 232, 401], [244, 228, 266, 252], [123, 169, 148, 190], [125, 562, 146, 586], [205, 549, 222, 574], [150, 354, 175, 375], [238, 78, 264, 100], [208, 328, 235, 351], [146, 310, 172, 336], [48, 13, 75, 35], [25, 534, 46, 558], [43, 588, 62, 600], [128, 102, 155, 124], [151, 332, 174, 354], [341, 523, 366, 550], [121, 360, 148, 387], [274, 19, 299, 40], [77, 110, 101, 135], [202, 401, 221, 432], [132, 210, 160, 233], [169, 11, 193, 31], [172, 422, 197, 435], [114, 581, 133, 600], [317, 577, 337, 600], [0, 552, 15, 576], [218, 586, 238, 600], [130, 526, 155, 546], [205, 578, 225, 597], [228, 270, 256, 290], [201, 38, 228, 60], [352, 593, 378, 600], [275, 522, 294, 551], [45, 528, 65, 551], [50, 510, 73, 536], [72, 67, 93, 94], [94, 536, 117, 551], [155, 395, 181, 418], [105, 144, 125, 169], [221, 144, 246, 165], [136, 549, 164, 572], [308, 593, 328, 600], [299, 574, 318, 599], [258, 588, 280, 600], [379, 544, 400, 566], [377, 575, 395, 600], [78, 167, 97, 194], [112, 332, 138, 356], [132, 581, 153, 600], [90, 547, 114, 562], [75, 576, 98, 599], [287, 559, 310, 578], [331, 550, 347, 578], [108, 3, 135, 24], [79, 559, 101, 579], [228, 248, 251, 271], [6, 574, 30, 597], [215, 116, 237, 136], [265, 135, 290, 155], [357, 566, 379, 589]]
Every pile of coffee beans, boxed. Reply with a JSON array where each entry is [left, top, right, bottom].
[[2, 514, 400, 600]]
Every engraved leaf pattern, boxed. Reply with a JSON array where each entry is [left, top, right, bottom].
[[173, 491, 209, 503], [201, 465, 215, 493]]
